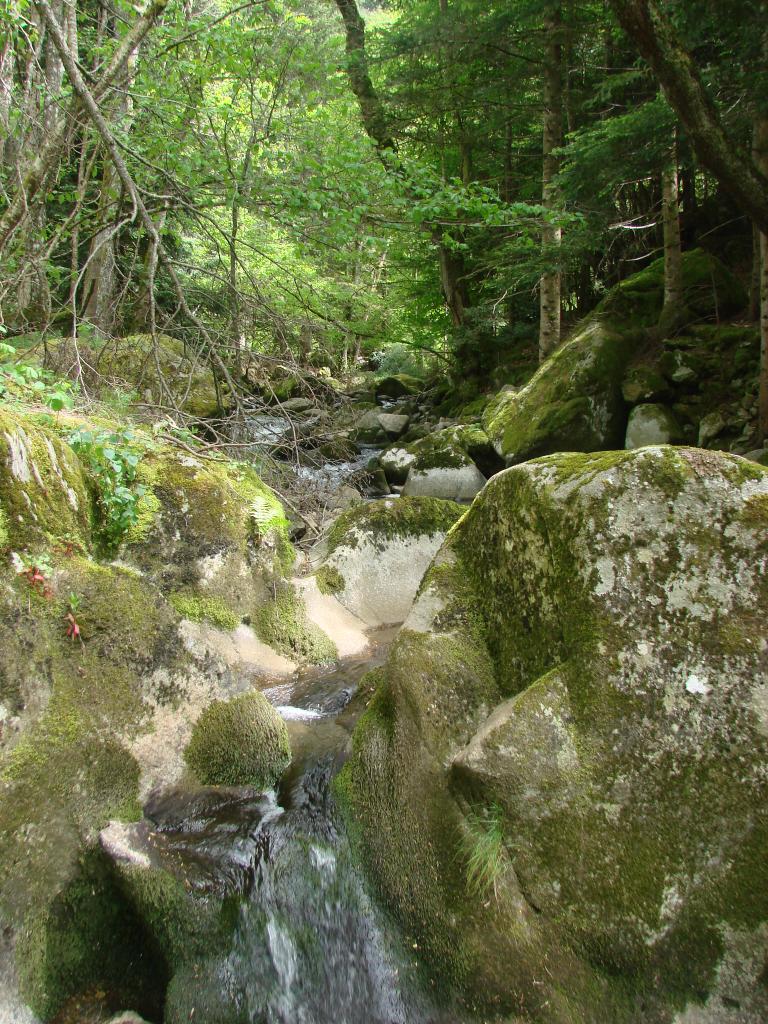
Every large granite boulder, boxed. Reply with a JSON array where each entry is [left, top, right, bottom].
[[338, 446, 768, 1022], [314, 497, 464, 626]]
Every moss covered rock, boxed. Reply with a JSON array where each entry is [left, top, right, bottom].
[[374, 374, 423, 400], [45, 333, 221, 418], [255, 580, 338, 663], [483, 250, 750, 466], [317, 497, 464, 626], [0, 406, 297, 1021], [184, 691, 290, 788], [339, 446, 768, 1021], [122, 448, 294, 622], [0, 408, 91, 552]]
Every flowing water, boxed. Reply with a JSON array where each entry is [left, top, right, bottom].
[[142, 633, 459, 1024]]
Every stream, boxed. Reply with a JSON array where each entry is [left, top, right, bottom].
[[139, 632, 459, 1024]]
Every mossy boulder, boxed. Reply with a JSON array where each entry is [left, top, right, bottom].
[[122, 448, 294, 621], [374, 374, 423, 401], [483, 250, 749, 466], [184, 691, 290, 788], [0, 408, 91, 553], [483, 319, 637, 465], [339, 447, 768, 1021], [316, 497, 464, 626], [255, 580, 337, 663], [595, 248, 746, 327], [0, 407, 298, 1021], [624, 403, 683, 448], [44, 333, 221, 418]]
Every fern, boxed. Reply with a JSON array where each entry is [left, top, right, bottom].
[[250, 495, 280, 535]]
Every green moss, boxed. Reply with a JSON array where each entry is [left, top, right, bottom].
[[16, 848, 166, 1022], [482, 320, 636, 463], [170, 590, 240, 630], [127, 448, 294, 578], [325, 497, 464, 556], [0, 408, 91, 552], [117, 862, 234, 971], [124, 485, 161, 545], [740, 491, 768, 528], [184, 691, 290, 787], [316, 564, 345, 595], [255, 581, 337, 663], [0, 506, 9, 548]]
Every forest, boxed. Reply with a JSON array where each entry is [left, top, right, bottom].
[[0, 2, 767, 1024]]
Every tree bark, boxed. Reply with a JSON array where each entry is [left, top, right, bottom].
[[608, 0, 768, 233], [755, 114, 768, 442], [333, 0, 396, 156], [659, 131, 684, 331], [539, 4, 563, 362]]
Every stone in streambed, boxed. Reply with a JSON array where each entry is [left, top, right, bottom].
[[624, 403, 683, 448]]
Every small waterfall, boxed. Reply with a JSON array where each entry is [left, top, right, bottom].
[[144, 641, 457, 1024]]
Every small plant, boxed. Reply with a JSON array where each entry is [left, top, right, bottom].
[[17, 553, 54, 599], [0, 341, 76, 412], [65, 592, 84, 644], [461, 804, 505, 900], [68, 427, 147, 549]]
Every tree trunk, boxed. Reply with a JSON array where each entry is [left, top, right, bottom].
[[0, 0, 171, 255], [659, 132, 684, 331], [539, 4, 563, 363], [81, 15, 139, 338], [608, 0, 768, 233], [334, 0, 470, 329], [755, 114, 768, 443]]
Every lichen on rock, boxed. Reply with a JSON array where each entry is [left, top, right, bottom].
[[339, 445, 768, 1020]]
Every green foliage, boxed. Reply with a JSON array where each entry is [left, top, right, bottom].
[[461, 805, 505, 899], [0, 343, 76, 412], [67, 428, 148, 549], [184, 692, 291, 788]]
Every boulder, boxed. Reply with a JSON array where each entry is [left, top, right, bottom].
[[338, 446, 768, 1021], [399, 433, 486, 502], [184, 691, 290, 788], [279, 396, 316, 414], [0, 407, 300, 1022], [350, 408, 388, 445], [483, 250, 749, 466], [379, 447, 416, 486], [315, 497, 464, 626], [374, 374, 423, 401], [402, 461, 486, 502], [624, 403, 683, 448], [377, 412, 410, 439], [44, 333, 221, 418]]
